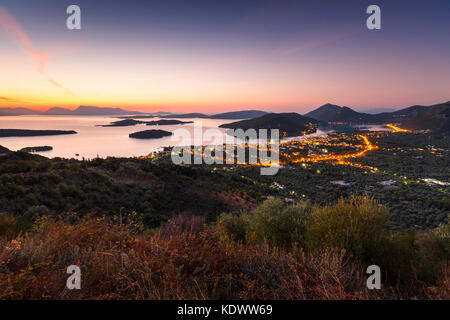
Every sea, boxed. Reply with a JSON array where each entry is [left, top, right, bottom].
[[0, 115, 388, 159]]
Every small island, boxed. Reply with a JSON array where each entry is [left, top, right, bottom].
[[99, 119, 147, 127], [0, 129, 77, 137], [146, 119, 193, 126], [20, 146, 53, 153], [129, 129, 172, 139], [100, 119, 192, 127]]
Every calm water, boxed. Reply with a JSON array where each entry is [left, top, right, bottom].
[[0, 115, 388, 159], [0, 115, 237, 159]]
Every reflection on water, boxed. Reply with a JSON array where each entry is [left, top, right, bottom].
[[354, 124, 391, 131], [0, 115, 236, 159], [283, 128, 330, 142], [0, 116, 390, 159]]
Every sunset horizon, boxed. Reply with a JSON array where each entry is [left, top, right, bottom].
[[1, 99, 450, 115], [1, 0, 450, 114], [0, 0, 449, 306]]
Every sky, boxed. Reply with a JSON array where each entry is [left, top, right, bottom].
[[0, 0, 449, 113]]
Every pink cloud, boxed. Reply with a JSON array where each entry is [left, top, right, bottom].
[[0, 5, 70, 92]]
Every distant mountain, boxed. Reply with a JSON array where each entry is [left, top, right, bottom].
[[73, 106, 142, 115], [210, 110, 268, 119], [304, 104, 372, 123], [43, 107, 74, 115], [0, 110, 15, 116], [1, 107, 266, 118], [403, 102, 450, 134], [161, 113, 208, 119], [0, 106, 143, 116], [219, 113, 321, 137], [152, 111, 173, 116], [0, 107, 42, 116], [370, 105, 429, 123], [304, 103, 436, 124], [159, 110, 268, 119], [363, 108, 396, 114]]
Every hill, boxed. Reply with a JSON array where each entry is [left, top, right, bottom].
[[210, 110, 268, 119], [370, 105, 430, 124], [304, 104, 371, 123], [0, 146, 257, 225], [219, 113, 321, 137], [304, 103, 437, 124], [403, 102, 450, 134]]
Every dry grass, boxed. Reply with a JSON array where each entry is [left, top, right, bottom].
[[0, 198, 448, 300]]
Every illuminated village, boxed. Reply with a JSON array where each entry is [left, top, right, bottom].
[[141, 124, 449, 230]]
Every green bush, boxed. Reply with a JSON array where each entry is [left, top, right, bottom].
[[428, 219, 450, 259], [216, 211, 250, 242], [370, 231, 421, 284], [250, 198, 311, 246], [23, 205, 49, 220], [217, 198, 311, 246], [305, 196, 389, 259], [0, 213, 30, 238]]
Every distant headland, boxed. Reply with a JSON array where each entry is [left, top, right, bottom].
[[0, 129, 77, 137], [100, 119, 193, 127], [20, 146, 53, 153]]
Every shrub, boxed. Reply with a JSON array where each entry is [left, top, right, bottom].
[[23, 205, 49, 220], [370, 231, 421, 287], [249, 198, 311, 246], [217, 198, 311, 246], [0, 213, 448, 299], [305, 196, 389, 259], [427, 219, 450, 259], [0, 214, 29, 238], [216, 211, 250, 242]]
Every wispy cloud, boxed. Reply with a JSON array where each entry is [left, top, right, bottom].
[[0, 5, 71, 93], [0, 96, 16, 101], [0, 95, 35, 104]]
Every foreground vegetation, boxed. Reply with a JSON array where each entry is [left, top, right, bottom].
[[210, 132, 450, 230], [0, 147, 258, 227], [0, 132, 448, 299], [0, 196, 448, 300]]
